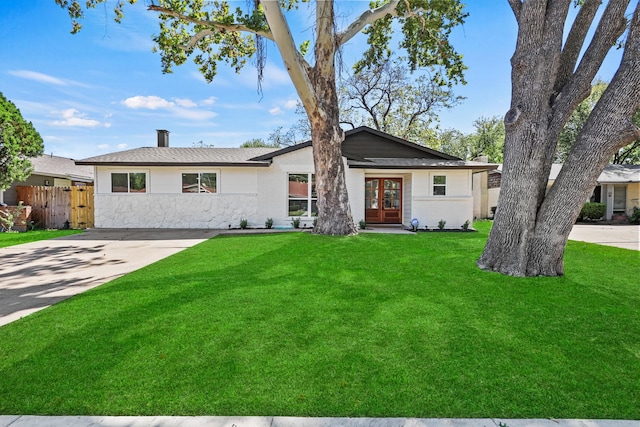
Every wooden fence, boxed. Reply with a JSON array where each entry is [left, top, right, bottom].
[[16, 186, 94, 229]]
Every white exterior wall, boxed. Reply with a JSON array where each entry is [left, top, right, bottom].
[[92, 149, 475, 230], [410, 169, 473, 229], [94, 166, 259, 229]]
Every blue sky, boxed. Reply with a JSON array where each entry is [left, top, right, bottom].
[[0, 1, 624, 159]]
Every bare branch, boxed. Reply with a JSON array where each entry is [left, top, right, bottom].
[[554, 0, 602, 93], [336, 0, 401, 46], [148, 5, 274, 43]]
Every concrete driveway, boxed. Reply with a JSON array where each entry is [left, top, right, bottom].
[[0, 229, 220, 327], [569, 224, 640, 251]]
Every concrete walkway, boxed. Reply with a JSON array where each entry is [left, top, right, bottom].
[[0, 416, 638, 427]]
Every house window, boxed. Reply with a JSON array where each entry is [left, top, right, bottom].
[[111, 172, 146, 193], [288, 173, 317, 217], [433, 175, 446, 196], [182, 172, 217, 193]]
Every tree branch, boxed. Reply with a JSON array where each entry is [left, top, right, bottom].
[[147, 5, 275, 43], [336, 0, 402, 46], [554, 0, 601, 93], [260, 0, 317, 113], [548, 0, 631, 138]]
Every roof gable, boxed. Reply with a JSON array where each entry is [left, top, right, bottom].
[[251, 126, 460, 161]]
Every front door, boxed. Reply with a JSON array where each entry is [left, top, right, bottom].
[[365, 178, 402, 224]]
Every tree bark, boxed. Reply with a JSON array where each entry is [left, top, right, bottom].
[[262, 0, 356, 235], [478, 0, 638, 277]]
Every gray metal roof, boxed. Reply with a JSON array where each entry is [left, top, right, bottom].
[[31, 155, 94, 181], [76, 147, 278, 167], [347, 158, 498, 171]]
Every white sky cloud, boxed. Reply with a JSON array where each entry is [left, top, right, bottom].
[[117, 144, 128, 149], [51, 109, 103, 128], [121, 95, 217, 121], [200, 97, 217, 106], [122, 96, 175, 110], [8, 70, 67, 86], [97, 144, 109, 149], [284, 99, 298, 109], [269, 107, 284, 115], [175, 98, 197, 108]]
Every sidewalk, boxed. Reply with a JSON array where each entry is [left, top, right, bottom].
[[1, 416, 638, 427]]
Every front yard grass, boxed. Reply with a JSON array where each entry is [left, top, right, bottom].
[[0, 229, 82, 248], [0, 222, 638, 418]]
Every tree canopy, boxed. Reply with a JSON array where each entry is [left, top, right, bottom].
[[0, 92, 44, 192], [340, 57, 464, 146]]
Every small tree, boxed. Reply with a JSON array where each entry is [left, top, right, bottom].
[[0, 92, 44, 191]]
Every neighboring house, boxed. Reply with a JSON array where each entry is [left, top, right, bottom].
[[0, 154, 94, 205], [76, 127, 497, 230], [473, 163, 640, 220]]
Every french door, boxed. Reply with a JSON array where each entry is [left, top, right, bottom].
[[365, 178, 402, 224]]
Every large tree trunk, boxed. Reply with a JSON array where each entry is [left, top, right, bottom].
[[309, 1, 356, 236], [478, 0, 639, 277], [261, 0, 356, 235]]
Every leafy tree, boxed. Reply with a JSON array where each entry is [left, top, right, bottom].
[[58, 0, 467, 235], [557, 80, 640, 164], [240, 138, 280, 148], [437, 116, 504, 163], [340, 57, 464, 146], [0, 92, 44, 192], [478, 0, 640, 277], [437, 128, 470, 159]]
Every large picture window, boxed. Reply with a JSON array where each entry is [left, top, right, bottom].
[[182, 172, 217, 193], [288, 173, 317, 217], [111, 172, 146, 193], [433, 175, 446, 196]]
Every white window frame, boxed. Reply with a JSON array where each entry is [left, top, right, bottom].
[[181, 171, 218, 194], [287, 172, 317, 218], [110, 171, 148, 194], [432, 174, 447, 196]]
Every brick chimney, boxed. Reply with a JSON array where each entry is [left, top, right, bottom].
[[157, 129, 169, 147]]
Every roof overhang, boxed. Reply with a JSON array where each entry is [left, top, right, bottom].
[[75, 161, 272, 167]]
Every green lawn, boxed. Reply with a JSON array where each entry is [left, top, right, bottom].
[[0, 229, 83, 248], [0, 222, 638, 418]]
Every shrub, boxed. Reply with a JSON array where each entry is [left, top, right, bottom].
[[359, 219, 367, 230], [630, 207, 640, 224], [438, 219, 446, 230], [313, 217, 318, 228], [265, 218, 273, 229], [0, 202, 26, 232], [239, 218, 248, 229], [291, 218, 301, 229], [579, 202, 606, 221]]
